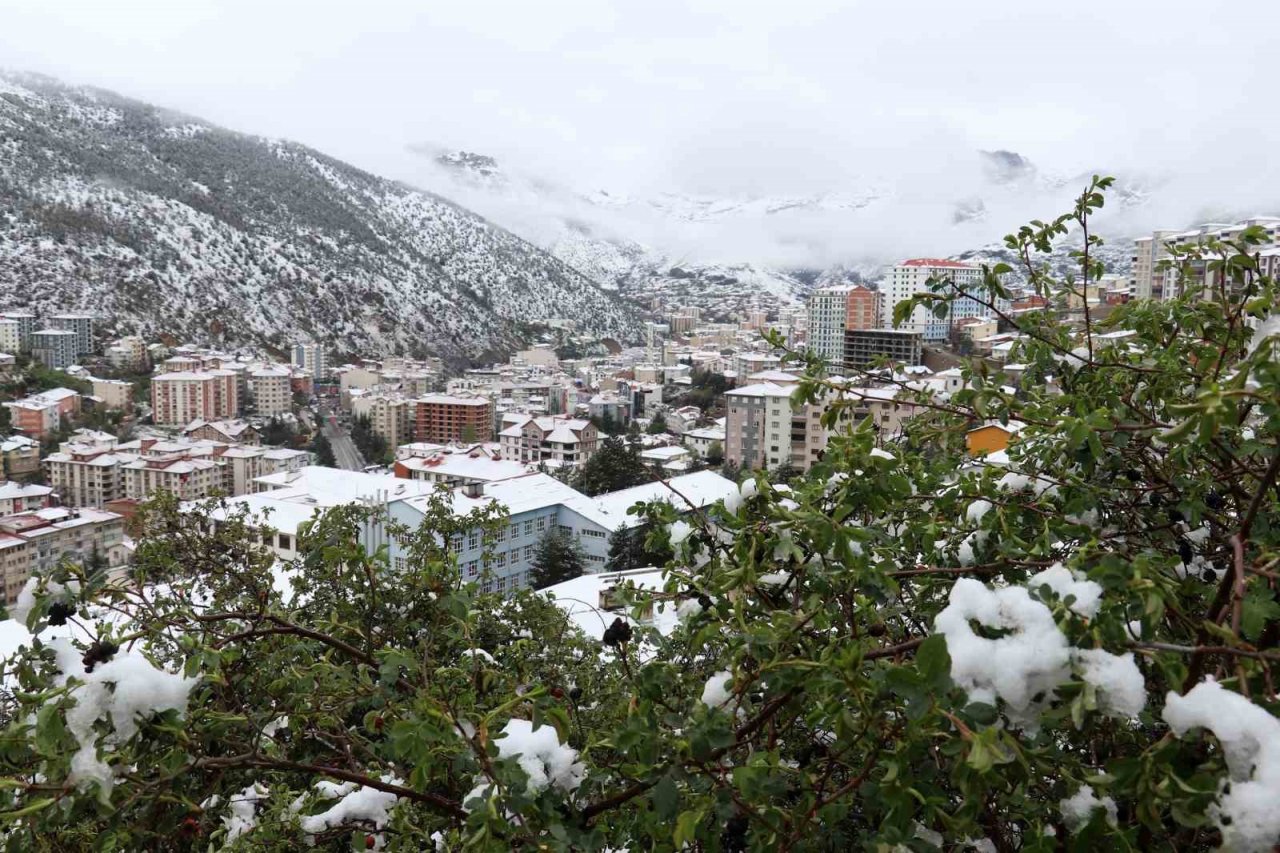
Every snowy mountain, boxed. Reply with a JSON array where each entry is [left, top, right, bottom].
[[409, 144, 1167, 318], [0, 73, 643, 366]]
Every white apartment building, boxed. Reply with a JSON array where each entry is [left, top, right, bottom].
[[0, 312, 35, 351], [151, 370, 240, 426], [1131, 218, 1280, 300], [249, 368, 292, 416], [292, 343, 328, 379], [879, 259, 991, 341], [726, 382, 917, 472], [0, 319, 20, 355], [498, 415, 599, 468], [807, 285, 881, 369]]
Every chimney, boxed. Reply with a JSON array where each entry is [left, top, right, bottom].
[[462, 480, 484, 499]]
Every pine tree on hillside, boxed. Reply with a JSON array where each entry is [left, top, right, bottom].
[[528, 527, 587, 590]]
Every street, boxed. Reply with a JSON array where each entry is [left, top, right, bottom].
[[319, 407, 365, 471]]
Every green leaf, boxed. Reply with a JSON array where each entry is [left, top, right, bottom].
[[1241, 589, 1280, 641], [652, 775, 680, 821], [916, 634, 951, 687]]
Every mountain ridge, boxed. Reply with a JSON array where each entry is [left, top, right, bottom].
[[0, 72, 643, 365]]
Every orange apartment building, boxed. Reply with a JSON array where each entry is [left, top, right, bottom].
[[414, 395, 493, 444], [150, 370, 240, 426], [845, 285, 881, 330]]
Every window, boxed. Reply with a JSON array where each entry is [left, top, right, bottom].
[[536, 516, 546, 532], [509, 548, 521, 565], [449, 534, 463, 552], [497, 576, 507, 593], [495, 551, 507, 568], [524, 545, 535, 561], [581, 528, 606, 540], [523, 520, 534, 537], [468, 531, 480, 550], [495, 526, 507, 543], [394, 556, 407, 571], [277, 533, 292, 551], [464, 560, 480, 578]]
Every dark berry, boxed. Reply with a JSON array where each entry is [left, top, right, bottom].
[[365, 834, 377, 849], [1149, 492, 1165, 508], [1178, 540, 1194, 565], [568, 686, 583, 702], [602, 617, 633, 647], [1205, 491, 1225, 511], [550, 686, 565, 700], [697, 594, 713, 611], [867, 622, 887, 637], [1202, 568, 1217, 582], [721, 815, 749, 853], [81, 640, 119, 673], [47, 601, 74, 626], [1168, 507, 1185, 524]]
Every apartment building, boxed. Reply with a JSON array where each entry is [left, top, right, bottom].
[[47, 434, 310, 507], [106, 336, 149, 371], [0, 312, 35, 351], [879, 259, 996, 341], [807, 285, 858, 368], [498, 415, 598, 468], [49, 313, 95, 356], [726, 381, 916, 471], [249, 368, 292, 416], [352, 393, 417, 449], [1131, 218, 1280, 300], [843, 328, 924, 370], [150, 370, 240, 426], [32, 329, 79, 369], [0, 507, 126, 604], [0, 319, 20, 355], [414, 395, 493, 444], [0, 435, 40, 479], [91, 378, 134, 410], [183, 419, 260, 445], [291, 342, 328, 379], [0, 482, 53, 515], [4, 388, 80, 439]]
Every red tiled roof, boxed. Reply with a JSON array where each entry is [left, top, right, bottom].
[[902, 258, 972, 268]]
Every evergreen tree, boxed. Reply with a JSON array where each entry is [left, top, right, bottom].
[[528, 527, 587, 589], [646, 411, 668, 434], [311, 432, 337, 467], [604, 523, 673, 573], [573, 435, 651, 496]]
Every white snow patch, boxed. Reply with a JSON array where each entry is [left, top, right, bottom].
[[1059, 785, 1118, 833], [1163, 680, 1280, 853], [700, 670, 734, 709]]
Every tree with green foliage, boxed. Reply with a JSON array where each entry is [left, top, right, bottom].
[[573, 435, 651, 497], [705, 439, 724, 466], [646, 411, 668, 435], [604, 522, 673, 573], [261, 417, 296, 447], [310, 432, 337, 467], [350, 414, 388, 463], [528, 527, 587, 590], [4, 181, 1280, 851]]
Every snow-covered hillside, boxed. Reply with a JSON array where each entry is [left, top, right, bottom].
[[0, 74, 643, 365]]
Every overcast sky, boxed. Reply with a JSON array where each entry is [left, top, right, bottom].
[[3, 0, 1279, 263]]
